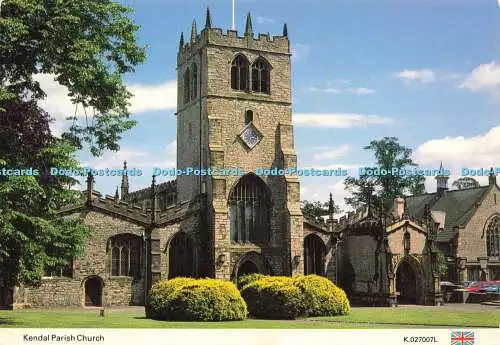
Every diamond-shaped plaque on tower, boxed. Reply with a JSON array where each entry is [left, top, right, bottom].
[[239, 122, 262, 149]]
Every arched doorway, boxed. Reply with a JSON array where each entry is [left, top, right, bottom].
[[232, 252, 271, 283], [238, 261, 259, 277], [168, 232, 195, 278], [396, 260, 417, 304], [84, 277, 103, 307], [304, 234, 326, 276]]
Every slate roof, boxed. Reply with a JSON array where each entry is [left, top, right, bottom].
[[404, 186, 489, 243]]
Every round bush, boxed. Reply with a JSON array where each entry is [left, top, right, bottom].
[[237, 273, 265, 289], [149, 277, 247, 321], [293, 275, 350, 316], [241, 276, 304, 320]]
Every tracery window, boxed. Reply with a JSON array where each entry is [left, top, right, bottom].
[[486, 217, 500, 257], [228, 174, 270, 244], [251, 58, 270, 93], [191, 63, 198, 99], [231, 55, 249, 91], [183, 68, 190, 104], [108, 234, 142, 277]]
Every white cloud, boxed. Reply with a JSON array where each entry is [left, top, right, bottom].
[[413, 126, 500, 189], [307, 84, 375, 95], [459, 61, 500, 94], [313, 144, 350, 160], [394, 69, 436, 83], [347, 87, 376, 95], [34, 74, 177, 136], [127, 81, 177, 113], [82, 140, 177, 171], [291, 43, 311, 60], [256, 16, 276, 24], [293, 113, 394, 128]]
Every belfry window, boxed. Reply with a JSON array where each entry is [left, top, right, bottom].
[[229, 174, 270, 244], [191, 63, 198, 99], [486, 216, 500, 257], [231, 55, 249, 91], [251, 58, 270, 94], [183, 68, 190, 104], [108, 234, 142, 277]]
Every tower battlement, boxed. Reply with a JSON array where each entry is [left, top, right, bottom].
[[177, 10, 290, 65]]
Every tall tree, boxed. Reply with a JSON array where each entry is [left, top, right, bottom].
[[0, 98, 91, 287], [452, 177, 480, 190], [0, 0, 146, 155], [344, 137, 425, 213], [301, 199, 341, 222]]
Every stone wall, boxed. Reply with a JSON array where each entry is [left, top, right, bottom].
[[24, 211, 147, 307]]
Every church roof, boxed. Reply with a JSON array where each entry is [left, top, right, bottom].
[[405, 186, 490, 242], [126, 179, 177, 200]]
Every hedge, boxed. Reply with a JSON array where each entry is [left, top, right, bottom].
[[149, 277, 247, 321], [240, 276, 304, 319], [241, 274, 350, 319], [237, 273, 265, 289], [293, 275, 350, 316]]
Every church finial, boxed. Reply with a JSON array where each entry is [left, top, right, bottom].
[[114, 186, 119, 201], [489, 167, 497, 186], [283, 23, 288, 37], [191, 20, 197, 43], [120, 161, 129, 200], [86, 172, 94, 206], [245, 12, 253, 37], [328, 193, 335, 221], [205, 7, 212, 29], [179, 32, 184, 51]]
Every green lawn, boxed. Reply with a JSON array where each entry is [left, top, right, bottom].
[[0, 307, 498, 328]]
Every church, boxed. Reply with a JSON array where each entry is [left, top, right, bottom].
[[2, 9, 499, 309]]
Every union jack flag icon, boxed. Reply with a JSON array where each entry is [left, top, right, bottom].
[[451, 331, 474, 345]]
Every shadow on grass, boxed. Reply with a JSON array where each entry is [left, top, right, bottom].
[[0, 317, 16, 325]]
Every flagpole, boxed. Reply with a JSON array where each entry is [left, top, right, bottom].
[[232, 0, 235, 30]]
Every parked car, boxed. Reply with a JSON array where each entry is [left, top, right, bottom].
[[463, 281, 479, 288], [465, 280, 500, 292], [483, 284, 500, 293]]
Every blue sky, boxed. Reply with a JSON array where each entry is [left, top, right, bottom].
[[40, 0, 500, 211]]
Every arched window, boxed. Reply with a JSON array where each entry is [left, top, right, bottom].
[[228, 174, 270, 244], [231, 55, 249, 91], [108, 234, 142, 277], [486, 217, 500, 257], [191, 63, 198, 99], [245, 110, 253, 125], [183, 68, 190, 104], [251, 58, 270, 93]]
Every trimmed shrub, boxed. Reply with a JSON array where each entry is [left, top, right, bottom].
[[149, 277, 247, 321], [293, 275, 350, 316], [237, 273, 265, 289], [241, 276, 304, 319]]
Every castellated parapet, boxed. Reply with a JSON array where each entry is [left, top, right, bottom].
[[178, 27, 290, 65]]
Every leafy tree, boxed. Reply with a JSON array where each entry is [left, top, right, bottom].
[[437, 252, 448, 280], [0, 98, 91, 287], [301, 199, 341, 222], [344, 137, 425, 213], [452, 177, 480, 190], [0, 0, 146, 155]]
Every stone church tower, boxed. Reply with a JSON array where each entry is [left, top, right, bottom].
[[176, 9, 303, 280]]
